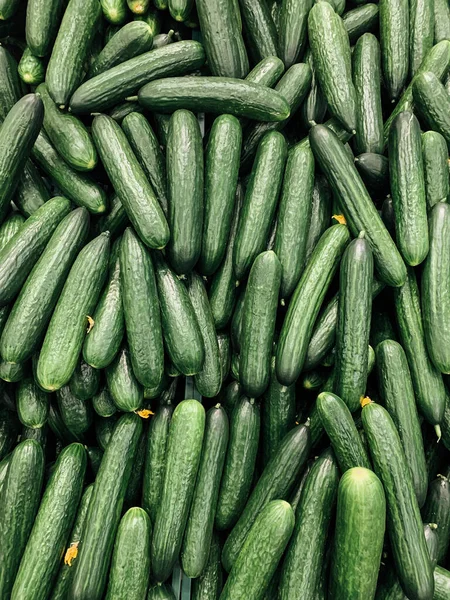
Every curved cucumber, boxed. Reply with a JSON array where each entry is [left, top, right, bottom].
[[106, 345, 143, 412], [17, 379, 49, 429], [422, 131, 449, 209]]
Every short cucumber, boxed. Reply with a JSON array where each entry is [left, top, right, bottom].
[[422, 131, 449, 209], [18, 48, 45, 85], [57, 385, 93, 436], [69, 359, 100, 400], [379, 0, 409, 101], [191, 533, 223, 600], [105, 345, 143, 412], [16, 379, 49, 429], [26, 0, 66, 56], [410, 0, 434, 76], [14, 160, 49, 218]]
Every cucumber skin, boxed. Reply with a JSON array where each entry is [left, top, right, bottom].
[[434, 0, 450, 43], [422, 475, 450, 564], [97, 195, 128, 238], [362, 402, 435, 600], [57, 386, 93, 436], [17, 379, 49, 429], [15, 161, 49, 218], [147, 584, 177, 600], [106, 345, 143, 412], [279, 449, 339, 600], [36, 233, 110, 392], [304, 174, 332, 265], [394, 267, 445, 426], [69, 360, 100, 404], [279, 0, 313, 68], [245, 55, 285, 86], [68, 414, 143, 600], [18, 49, 45, 85], [238, 0, 278, 63], [92, 387, 117, 418], [355, 153, 390, 193], [422, 131, 449, 209], [26, 0, 66, 56], [276, 223, 350, 387], [434, 566, 450, 600], [410, 0, 435, 76], [191, 532, 223, 600], [151, 400, 205, 583], [379, 0, 409, 101], [181, 405, 229, 578], [0, 213, 25, 251], [343, 4, 379, 43], [0, 440, 45, 600], [166, 110, 203, 275], [11, 444, 87, 600], [329, 467, 386, 600]]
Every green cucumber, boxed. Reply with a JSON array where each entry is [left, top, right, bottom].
[[92, 387, 117, 418], [279, 449, 339, 600], [410, 0, 434, 76], [422, 474, 450, 564], [47, 402, 81, 445], [422, 131, 449, 209], [152, 31, 175, 49], [362, 401, 435, 600], [276, 223, 350, 387], [69, 359, 100, 400], [109, 100, 144, 122], [97, 195, 128, 238], [329, 467, 386, 599], [0, 212, 24, 250], [0, 359, 28, 383], [220, 380, 242, 416], [153, 252, 204, 376], [245, 55, 285, 86], [354, 153, 390, 193], [124, 426, 146, 507], [105, 508, 151, 600], [21, 425, 47, 451], [279, 0, 313, 68], [147, 584, 176, 599], [57, 385, 93, 436], [16, 379, 49, 429], [343, 4, 379, 43], [231, 290, 245, 354], [304, 175, 332, 264], [105, 345, 143, 412], [376, 340, 428, 507], [434, 0, 450, 42], [300, 49, 327, 129], [181, 405, 229, 578], [238, 0, 278, 62], [0, 452, 10, 496], [25, 0, 66, 56], [309, 125, 407, 287], [379, 0, 409, 101], [36, 232, 110, 392], [0, 47, 21, 122], [222, 423, 310, 572], [151, 399, 205, 583], [18, 48, 45, 85], [95, 414, 119, 451], [69, 41, 206, 114], [167, 0, 192, 21], [191, 533, 223, 600], [371, 309, 397, 348], [216, 396, 260, 531], [46, 0, 101, 106], [413, 70, 450, 146], [15, 161, 49, 218], [308, 2, 357, 133], [11, 443, 86, 600], [434, 566, 450, 600], [0, 409, 19, 460], [128, 0, 150, 14], [353, 33, 384, 155], [218, 332, 231, 382], [0, 0, 20, 20], [92, 114, 169, 250], [100, 0, 127, 23]]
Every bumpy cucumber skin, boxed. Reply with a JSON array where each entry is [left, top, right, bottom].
[[279, 0, 313, 68], [434, 0, 450, 43], [379, 0, 409, 101], [238, 0, 278, 62], [0, 213, 25, 251], [57, 385, 93, 436], [26, 0, 66, 56], [105, 345, 143, 412], [422, 131, 449, 209], [245, 56, 285, 86], [18, 49, 45, 85], [191, 532, 223, 600], [15, 161, 49, 218], [413, 70, 450, 147], [97, 195, 128, 238], [304, 174, 332, 265], [17, 379, 49, 429], [92, 387, 117, 418], [147, 583, 177, 600], [434, 566, 450, 600], [410, 0, 435, 76], [422, 475, 450, 564], [343, 4, 379, 43], [69, 359, 99, 401]]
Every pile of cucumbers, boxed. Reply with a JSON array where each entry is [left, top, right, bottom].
[[1, 0, 450, 598]]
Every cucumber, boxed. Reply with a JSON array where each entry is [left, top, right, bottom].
[[147, 584, 176, 600], [92, 115, 169, 250], [276, 223, 350, 387], [0, 452, 10, 495], [0, 212, 24, 250], [109, 100, 144, 122], [11, 443, 86, 600], [26, 0, 65, 56], [410, 0, 435, 76], [238, 0, 278, 62], [191, 533, 223, 600], [304, 175, 332, 264], [218, 331, 231, 382], [186, 273, 222, 398], [300, 49, 328, 129], [153, 252, 204, 376], [230, 288, 245, 354], [0, 409, 20, 460], [122, 112, 168, 218], [362, 401, 434, 600], [36, 232, 110, 392], [216, 396, 260, 531], [376, 340, 428, 507], [181, 405, 229, 578], [308, 2, 357, 134], [422, 131, 449, 209], [154, 113, 171, 147], [353, 34, 384, 155], [245, 55, 285, 86], [309, 125, 407, 287], [166, 109, 203, 274], [105, 508, 151, 600], [138, 77, 291, 122], [47, 401, 81, 445], [279, 449, 339, 600], [69, 41, 206, 114], [434, 0, 450, 42], [354, 153, 390, 193], [0, 47, 21, 123], [234, 132, 287, 281], [279, 0, 313, 68], [128, 0, 150, 14], [15, 161, 49, 218], [69, 359, 100, 400], [95, 414, 119, 451], [0, 196, 71, 307], [220, 501, 295, 600], [380, 0, 409, 101], [0, 359, 28, 383], [0, 0, 20, 20], [413, 70, 450, 146], [18, 48, 45, 85], [97, 194, 128, 238], [57, 385, 93, 436], [335, 234, 373, 412], [16, 379, 49, 429], [0, 440, 45, 600], [21, 425, 48, 451], [46, 0, 101, 106], [330, 467, 386, 600], [100, 0, 127, 23], [422, 474, 450, 564], [105, 345, 143, 412], [120, 227, 164, 388], [199, 115, 242, 276], [434, 566, 450, 600], [92, 387, 117, 418], [343, 4, 379, 43], [220, 380, 242, 416], [222, 423, 310, 572], [32, 132, 107, 214], [151, 400, 205, 583]]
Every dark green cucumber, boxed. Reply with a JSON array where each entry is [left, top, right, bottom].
[[353, 33, 383, 155], [355, 153, 390, 193], [122, 112, 169, 218], [69, 414, 142, 600], [32, 132, 107, 213], [47, 401, 81, 445], [231, 289, 245, 354], [128, 0, 150, 14], [124, 427, 146, 507], [97, 195, 129, 238], [335, 234, 373, 412], [167, 0, 192, 21], [191, 532, 223, 600], [410, 0, 434, 76], [11, 443, 86, 600], [245, 56, 285, 87], [216, 396, 260, 531], [218, 331, 231, 382], [308, 2, 357, 133], [276, 223, 350, 387], [151, 400, 205, 583], [343, 4, 379, 43], [181, 405, 229, 578], [279, 449, 339, 600], [95, 414, 119, 451], [0, 207, 89, 364], [56, 385, 93, 436], [16, 379, 49, 429], [105, 345, 143, 412], [220, 380, 242, 416], [120, 227, 164, 388], [0, 0, 20, 20], [138, 77, 290, 122], [389, 111, 428, 266], [394, 267, 445, 427], [0, 212, 24, 250], [15, 161, 49, 218], [69, 359, 100, 401], [70, 41, 206, 114], [26, 0, 66, 56], [92, 114, 169, 250], [0, 196, 71, 307], [199, 115, 242, 276], [300, 49, 327, 129], [422, 131, 449, 209], [240, 251, 281, 398], [0, 47, 21, 122], [0, 409, 20, 460], [18, 49, 45, 85], [238, 0, 278, 62], [92, 387, 117, 418], [274, 143, 314, 301], [0, 452, 10, 496], [222, 423, 310, 572], [105, 507, 151, 600], [376, 340, 428, 507], [279, 0, 313, 68], [362, 401, 434, 600], [371, 309, 397, 349], [147, 584, 176, 600], [330, 467, 386, 599], [422, 474, 450, 564], [415, 71, 450, 148], [21, 425, 48, 451], [46, 0, 101, 106], [109, 100, 144, 122], [153, 252, 204, 376], [166, 109, 203, 274], [36, 232, 110, 392], [379, 0, 409, 101], [304, 174, 332, 265], [309, 125, 407, 287], [434, 0, 450, 42]]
